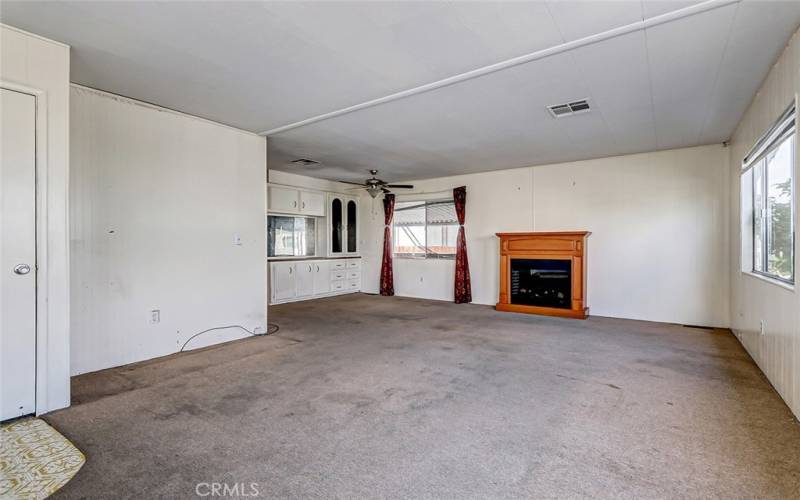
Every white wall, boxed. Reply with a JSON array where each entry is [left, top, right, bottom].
[[728, 29, 800, 418], [70, 86, 267, 375], [1, 25, 71, 414], [361, 144, 730, 328]]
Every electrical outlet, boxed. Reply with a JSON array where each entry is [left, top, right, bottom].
[[233, 233, 242, 246], [149, 309, 160, 324], [759, 319, 765, 336]]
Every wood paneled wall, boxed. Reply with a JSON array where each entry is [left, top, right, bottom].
[[728, 28, 800, 418]]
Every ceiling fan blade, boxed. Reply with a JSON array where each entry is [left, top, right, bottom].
[[345, 186, 365, 191], [337, 180, 367, 186], [386, 184, 414, 189]]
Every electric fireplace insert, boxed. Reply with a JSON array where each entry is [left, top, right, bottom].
[[510, 259, 571, 309]]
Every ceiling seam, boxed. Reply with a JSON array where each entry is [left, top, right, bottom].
[[642, 24, 660, 150], [543, 0, 622, 153], [697, 1, 740, 144], [259, 0, 740, 137], [541, 1, 579, 151]]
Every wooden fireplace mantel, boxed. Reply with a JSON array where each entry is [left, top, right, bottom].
[[496, 231, 590, 319]]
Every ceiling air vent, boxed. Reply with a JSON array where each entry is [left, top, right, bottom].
[[547, 99, 591, 118], [290, 158, 321, 167]]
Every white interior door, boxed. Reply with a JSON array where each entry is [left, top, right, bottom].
[[1, 88, 37, 421]]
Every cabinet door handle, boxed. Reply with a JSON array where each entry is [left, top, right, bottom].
[[316, 265, 320, 272], [308, 264, 312, 272], [288, 266, 292, 274], [293, 200, 297, 208], [302, 201, 306, 209]]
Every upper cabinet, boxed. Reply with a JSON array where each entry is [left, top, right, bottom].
[[268, 185, 299, 213], [346, 199, 357, 253], [327, 193, 359, 256], [300, 190, 325, 216], [267, 185, 325, 216]]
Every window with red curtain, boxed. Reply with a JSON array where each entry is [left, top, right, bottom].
[[380, 193, 395, 296], [453, 186, 472, 303]]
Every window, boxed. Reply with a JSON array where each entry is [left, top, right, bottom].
[[741, 103, 795, 284], [267, 215, 316, 257], [393, 200, 458, 258]]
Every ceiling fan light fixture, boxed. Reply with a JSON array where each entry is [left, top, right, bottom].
[[366, 185, 383, 198]]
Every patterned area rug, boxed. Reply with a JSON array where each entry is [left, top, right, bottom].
[[0, 418, 85, 499]]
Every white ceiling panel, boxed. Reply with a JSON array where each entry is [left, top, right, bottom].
[[545, 1, 643, 41], [2, 1, 800, 182], [642, 1, 705, 19], [699, 0, 800, 142], [0, 1, 564, 131], [568, 31, 657, 153], [645, 3, 738, 150], [269, 54, 617, 182]]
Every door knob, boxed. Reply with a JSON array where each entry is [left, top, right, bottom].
[[13, 264, 31, 275]]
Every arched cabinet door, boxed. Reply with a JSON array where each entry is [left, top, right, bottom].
[[346, 199, 358, 253], [330, 197, 343, 255]]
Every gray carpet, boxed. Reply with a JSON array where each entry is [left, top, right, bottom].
[[47, 294, 800, 498]]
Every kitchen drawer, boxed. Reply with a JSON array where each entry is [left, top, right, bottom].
[[331, 280, 346, 291], [346, 260, 360, 269], [331, 261, 346, 270], [346, 279, 360, 290], [347, 270, 361, 280], [331, 270, 347, 280]]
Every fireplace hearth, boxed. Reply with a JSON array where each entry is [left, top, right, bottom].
[[496, 232, 590, 319]]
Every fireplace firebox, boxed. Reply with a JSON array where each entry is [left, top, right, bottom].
[[510, 259, 571, 309], [496, 232, 590, 319]]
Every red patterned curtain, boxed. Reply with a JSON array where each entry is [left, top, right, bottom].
[[453, 186, 472, 303], [380, 193, 395, 296]]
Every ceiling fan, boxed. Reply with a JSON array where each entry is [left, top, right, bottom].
[[339, 170, 414, 198]]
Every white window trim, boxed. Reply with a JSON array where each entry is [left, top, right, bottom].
[[393, 198, 457, 260], [740, 99, 796, 287], [742, 270, 795, 292]]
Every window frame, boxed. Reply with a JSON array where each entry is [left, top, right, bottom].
[[742, 102, 796, 286], [392, 198, 458, 260]]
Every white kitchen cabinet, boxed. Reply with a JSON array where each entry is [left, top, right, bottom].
[[268, 185, 300, 213], [313, 260, 330, 294], [300, 190, 325, 216], [269, 258, 361, 304], [271, 261, 296, 301], [268, 185, 326, 216], [295, 261, 315, 298], [327, 194, 359, 256]]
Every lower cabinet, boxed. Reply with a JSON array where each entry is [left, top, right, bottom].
[[295, 261, 315, 298], [272, 261, 296, 301], [313, 260, 330, 294], [270, 258, 360, 304]]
